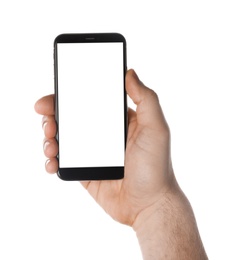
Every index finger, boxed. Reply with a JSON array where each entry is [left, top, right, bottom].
[[34, 94, 55, 116]]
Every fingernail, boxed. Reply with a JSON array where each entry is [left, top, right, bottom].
[[132, 69, 139, 81], [45, 159, 50, 166], [42, 122, 47, 131], [42, 116, 48, 130], [43, 141, 50, 151]]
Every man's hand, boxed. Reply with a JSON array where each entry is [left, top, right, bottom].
[[35, 69, 207, 259]]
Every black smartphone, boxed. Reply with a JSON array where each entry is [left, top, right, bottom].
[[54, 33, 127, 181]]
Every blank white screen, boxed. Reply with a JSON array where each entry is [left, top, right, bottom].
[[57, 42, 125, 168]]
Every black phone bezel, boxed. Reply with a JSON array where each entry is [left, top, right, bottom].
[[54, 33, 127, 181]]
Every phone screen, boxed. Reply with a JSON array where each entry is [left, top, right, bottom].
[[56, 40, 126, 173]]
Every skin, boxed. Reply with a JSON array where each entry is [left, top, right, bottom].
[[35, 69, 208, 259]]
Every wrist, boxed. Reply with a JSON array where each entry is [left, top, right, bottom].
[[133, 185, 208, 259]]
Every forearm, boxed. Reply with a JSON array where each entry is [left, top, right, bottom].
[[133, 188, 208, 260]]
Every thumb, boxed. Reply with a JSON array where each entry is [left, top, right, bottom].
[[126, 69, 168, 131]]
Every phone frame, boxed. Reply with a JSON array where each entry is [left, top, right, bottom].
[[54, 33, 127, 181]]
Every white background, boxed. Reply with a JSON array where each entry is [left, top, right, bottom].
[[0, 0, 242, 259]]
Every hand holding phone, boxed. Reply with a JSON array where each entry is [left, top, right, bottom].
[[35, 54, 208, 259]]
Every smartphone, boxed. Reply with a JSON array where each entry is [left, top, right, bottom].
[[54, 33, 127, 181]]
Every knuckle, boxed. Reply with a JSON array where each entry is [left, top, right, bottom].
[[148, 88, 159, 101]]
